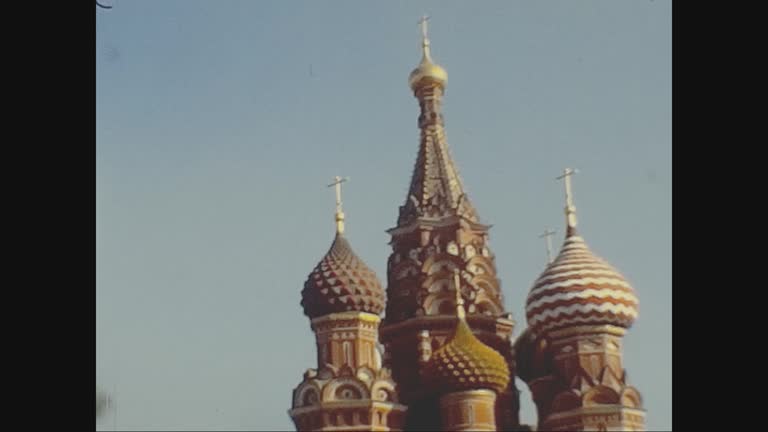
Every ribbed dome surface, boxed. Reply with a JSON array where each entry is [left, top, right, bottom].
[[423, 318, 510, 394], [301, 234, 386, 319], [526, 233, 639, 337]]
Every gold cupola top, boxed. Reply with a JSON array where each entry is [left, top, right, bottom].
[[409, 16, 448, 91]]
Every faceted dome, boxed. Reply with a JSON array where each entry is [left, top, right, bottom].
[[423, 318, 510, 395], [525, 233, 639, 338], [301, 233, 386, 319]]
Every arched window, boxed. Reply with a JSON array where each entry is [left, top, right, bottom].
[[439, 302, 454, 315]]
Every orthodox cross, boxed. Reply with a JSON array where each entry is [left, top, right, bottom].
[[539, 228, 557, 264], [418, 15, 431, 40], [556, 168, 579, 231], [327, 176, 349, 233]]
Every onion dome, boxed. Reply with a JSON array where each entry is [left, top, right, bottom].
[[526, 234, 639, 337], [409, 17, 448, 91], [423, 271, 510, 394], [301, 233, 386, 319], [525, 169, 639, 337], [300, 176, 386, 319]]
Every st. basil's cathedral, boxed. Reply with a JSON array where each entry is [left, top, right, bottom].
[[288, 19, 645, 432]]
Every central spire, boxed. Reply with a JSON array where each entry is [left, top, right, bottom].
[[398, 19, 478, 227], [382, 23, 515, 428]]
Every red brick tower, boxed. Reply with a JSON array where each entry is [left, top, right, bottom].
[[515, 169, 645, 431], [289, 178, 407, 431], [421, 270, 512, 431], [379, 18, 520, 431]]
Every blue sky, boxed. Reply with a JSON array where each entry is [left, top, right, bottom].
[[96, 1, 671, 430]]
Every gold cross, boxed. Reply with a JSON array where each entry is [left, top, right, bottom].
[[556, 168, 579, 231], [327, 176, 349, 233], [418, 15, 430, 40]]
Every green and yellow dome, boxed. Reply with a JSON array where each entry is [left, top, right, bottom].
[[423, 291, 510, 394]]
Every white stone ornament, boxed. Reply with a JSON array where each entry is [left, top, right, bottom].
[[447, 242, 459, 256]]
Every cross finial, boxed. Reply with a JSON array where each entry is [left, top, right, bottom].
[[418, 15, 430, 40], [417, 15, 433, 61], [556, 168, 579, 234], [327, 176, 349, 234], [539, 228, 557, 264], [453, 268, 466, 320]]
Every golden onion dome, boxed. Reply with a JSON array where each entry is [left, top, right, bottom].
[[409, 44, 448, 90], [409, 18, 447, 91]]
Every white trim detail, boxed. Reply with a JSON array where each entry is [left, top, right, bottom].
[[530, 277, 633, 297], [534, 268, 626, 285], [533, 315, 635, 336], [526, 289, 639, 312], [528, 303, 639, 326]]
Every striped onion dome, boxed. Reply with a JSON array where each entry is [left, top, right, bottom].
[[423, 317, 510, 395], [525, 231, 639, 338], [301, 233, 386, 319]]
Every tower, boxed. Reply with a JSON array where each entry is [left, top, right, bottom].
[[289, 178, 407, 432], [380, 17, 519, 431], [515, 169, 646, 431], [421, 270, 511, 431], [287, 18, 652, 431]]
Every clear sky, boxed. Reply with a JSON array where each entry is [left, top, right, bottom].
[[96, 1, 671, 430]]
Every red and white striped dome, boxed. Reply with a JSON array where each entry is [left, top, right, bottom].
[[525, 233, 639, 338]]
